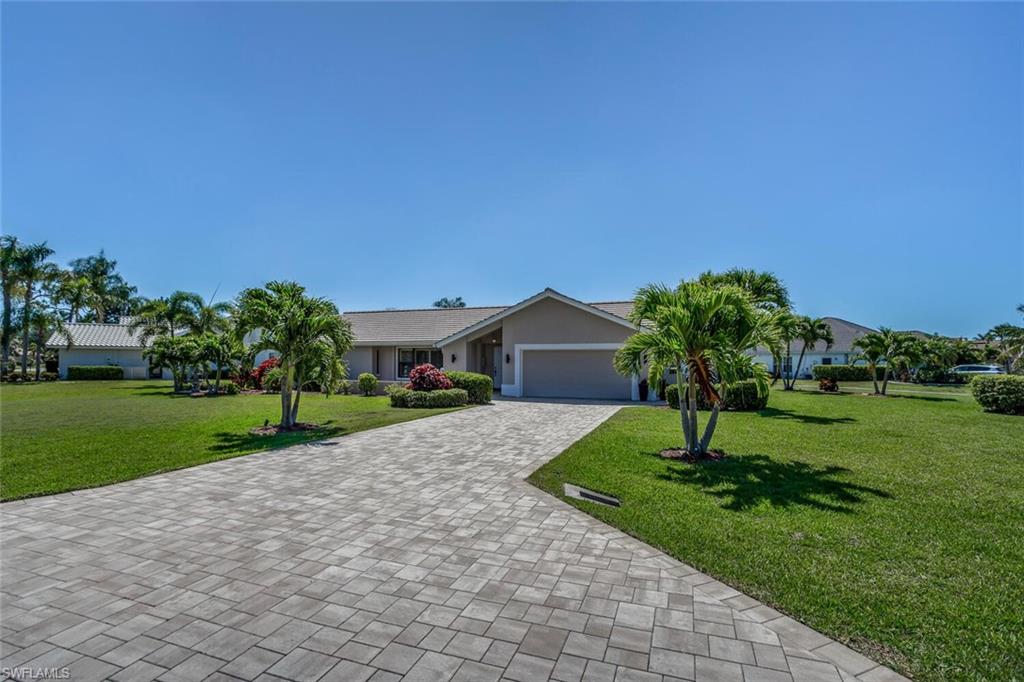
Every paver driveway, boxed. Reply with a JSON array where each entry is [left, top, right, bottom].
[[1, 401, 905, 682]]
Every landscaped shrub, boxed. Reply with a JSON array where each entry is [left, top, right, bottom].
[[223, 382, 240, 395], [339, 379, 352, 395], [444, 371, 493, 404], [387, 385, 468, 408], [970, 375, 1024, 415], [818, 377, 839, 392], [67, 366, 124, 380], [252, 356, 280, 389], [812, 365, 872, 382], [357, 372, 379, 396], [408, 364, 453, 391], [913, 367, 968, 385], [41, 372, 59, 382], [666, 380, 768, 411]]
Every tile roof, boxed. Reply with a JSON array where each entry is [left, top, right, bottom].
[[343, 299, 635, 346], [47, 322, 148, 349]]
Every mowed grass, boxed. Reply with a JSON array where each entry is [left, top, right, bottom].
[[1, 380, 463, 501], [529, 387, 1023, 681]]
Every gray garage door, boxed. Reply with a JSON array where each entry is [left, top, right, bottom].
[[522, 350, 631, 400]]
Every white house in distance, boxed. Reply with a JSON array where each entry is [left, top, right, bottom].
[[753, 317, 877, 379]]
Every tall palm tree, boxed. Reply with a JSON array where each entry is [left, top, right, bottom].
[[130, 291, 204, 343], [236, 281, 354, 428], [54, 273, 98, 323], [696, 269, 791, 310], [68, 250, 138, 322], [27, 306, 69, 380], [791, 316, 834, 387], [190, 300, 234, 335], [854, 328, 918, 395], [853, 332, 886, 394], [614, 282, 775, 456], [774, 310, 799, 388], [1, 235, 21, 374], [13, 242, 58, 376]]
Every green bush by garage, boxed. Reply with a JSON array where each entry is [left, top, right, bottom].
[[387, 386, 469, 408], [971, 375, 1024, 415], [444, 371, 493, 404]]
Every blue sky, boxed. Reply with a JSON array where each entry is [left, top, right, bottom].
[[3, 2, 1021, 336]]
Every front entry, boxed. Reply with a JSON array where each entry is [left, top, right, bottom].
[[492, 346, 503, 389]]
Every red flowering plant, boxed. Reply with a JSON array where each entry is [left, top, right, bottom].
[[408, 363, 453, 392], [250, 356, 281, 389]]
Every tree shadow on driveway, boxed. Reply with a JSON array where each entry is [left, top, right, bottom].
[[209, 421, 347, 454], [658, 453, 892, 513]]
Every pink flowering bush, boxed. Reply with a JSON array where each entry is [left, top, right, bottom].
[[408, 363, 453, 392]]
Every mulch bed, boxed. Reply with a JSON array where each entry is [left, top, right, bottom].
[[249, 422, 321, 436], [659, 448, 727, 463]]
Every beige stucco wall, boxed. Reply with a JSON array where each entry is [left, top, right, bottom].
[[501, 297, 633, 388], [439, 340, 468, 372], [344, 347, 374, 377], [58, 348, 170, 380]]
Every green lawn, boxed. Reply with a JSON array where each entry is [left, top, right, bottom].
[[1, 380, 462, 501], [529, 387, 1023, 681]]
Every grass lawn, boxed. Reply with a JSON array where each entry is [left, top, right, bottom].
[[1, 380, 463, 501], [529, 386, 1023, 681]]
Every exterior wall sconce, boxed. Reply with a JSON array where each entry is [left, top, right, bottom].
[[451, 354, 457, 364], [505, 354, 510, 364]]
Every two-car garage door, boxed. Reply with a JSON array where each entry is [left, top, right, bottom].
[[521, 349, 632, 400]]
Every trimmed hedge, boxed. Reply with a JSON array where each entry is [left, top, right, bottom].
[[812, 364, 872, 382], [665, 380, 768, 412], [67, 366, 124, 380], [970, 375, 1024, 415], [444, 371, 493, 404], [357, 373, 379, 396], [387, 386, 468, 408]]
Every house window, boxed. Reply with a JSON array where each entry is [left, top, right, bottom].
[[822, 357, 833, 365], [398, 348, 443, 378]]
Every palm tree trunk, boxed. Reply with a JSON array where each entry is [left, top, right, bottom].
[[687, 370, 700, 455], [871, 365, 880, 394], [881, 365, 890, 395], [280, 361, 293, 428], [783, 341, 793, 390], [290, 367, 304, 424], [676, 364, 692, 450], [34, 335, 41, 381], [793, 344, 808, 387], [2, 285, 11, 375], [20, 287, 32, 376], [699, 386, 725, 453]]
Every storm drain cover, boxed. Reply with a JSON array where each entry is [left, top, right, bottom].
[[564, 483, 620, 507]]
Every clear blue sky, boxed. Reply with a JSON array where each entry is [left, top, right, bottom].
[[3, 2, 1021, 336]]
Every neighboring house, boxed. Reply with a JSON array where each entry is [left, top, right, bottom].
[[342, 288, 646, 400], [46, 318, 171, 379], [753, 317, 877, 379]]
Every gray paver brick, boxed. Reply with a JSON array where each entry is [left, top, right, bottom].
[[0, 402, 901, 682]]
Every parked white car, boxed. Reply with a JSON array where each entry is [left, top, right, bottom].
[[950, 364, 1004, 375]]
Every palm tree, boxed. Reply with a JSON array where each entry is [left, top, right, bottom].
[[189, 300, 234, 336], [433, 296, 466, 309], [613, 282, 775, 457], [199, 331, 243, 394], [854, 328, 918, 395], [791, 316, 834, 386], [68, 250, 137, 322], [130, 291, 204, 343], [27, 306, 68, 380], [1, 235, 21, 375], [236, 281, 354, 429], [12, 242, 58, 376], [853, 332, 886, 394], [775, 311, 800, 389], [696, 269, 791, 310], [54, 273, 99, 323]]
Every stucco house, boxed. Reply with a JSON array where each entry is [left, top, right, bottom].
[[752, 316, 876, 379], [49, 287, 878, 399]]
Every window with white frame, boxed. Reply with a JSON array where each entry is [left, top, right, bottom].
[[397, 348, 443, 378]]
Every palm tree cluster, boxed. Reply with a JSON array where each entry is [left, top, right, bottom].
[[236, 281, 354, 429], [977, 305, 1024, 374], [614, 278, 782, 457]]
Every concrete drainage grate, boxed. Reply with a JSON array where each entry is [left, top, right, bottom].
[[564, 483, 620, 507]]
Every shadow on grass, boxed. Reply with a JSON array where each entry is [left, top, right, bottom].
[[658, 453, 891, 512], [758, 407, 856, 425], [884, 394, 958, 403], [209, 420, 348, 454]]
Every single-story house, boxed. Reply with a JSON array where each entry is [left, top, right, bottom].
[[49, 287, 878, 398], [752, 316, 877, 379], [342, 288, 645, 400], [47, 319, 172, 379]]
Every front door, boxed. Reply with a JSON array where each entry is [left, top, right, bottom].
[[492, 346, 503, 389]]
